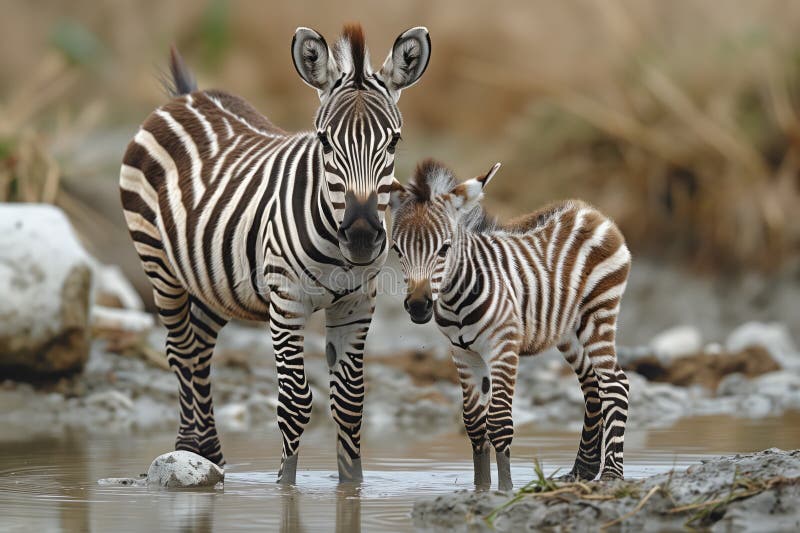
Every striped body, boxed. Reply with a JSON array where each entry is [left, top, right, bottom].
[[391, 161, 631, 488], [120, 24, 431, 484], [122, 90, 381, 322]]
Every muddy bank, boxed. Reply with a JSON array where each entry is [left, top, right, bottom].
[[413, 448, 800, 532]]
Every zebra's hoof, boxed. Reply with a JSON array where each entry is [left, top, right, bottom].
[[337, 457, 363, 483], [277, 453, 299, 485]]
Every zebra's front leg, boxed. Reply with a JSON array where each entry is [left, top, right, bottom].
[[487, 347, 519, 492], [325, 287, 376, 483], [452, 348, 491, 490], [270, 297, 312, 485]]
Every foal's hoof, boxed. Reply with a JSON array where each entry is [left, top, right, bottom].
[[598, 472, 624, 482], [555, 472, 578, 483]]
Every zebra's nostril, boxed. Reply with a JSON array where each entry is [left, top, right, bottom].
[[338, 227, 350, 243], [404, 298, 411, 312], [424, 298, 433, 311]]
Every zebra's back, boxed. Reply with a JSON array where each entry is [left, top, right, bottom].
[[119, 89, 298, 320], [501, 200, 631, 356]]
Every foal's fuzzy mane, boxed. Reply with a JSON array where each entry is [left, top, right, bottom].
[[406, 159, 497, 234]]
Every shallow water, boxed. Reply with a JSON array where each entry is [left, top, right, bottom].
[[1, 414, 799, 532]]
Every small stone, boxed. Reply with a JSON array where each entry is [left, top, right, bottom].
[[649, 326, 702, 364], [146, 451, 224, 488], [97, 477, 145, 487]]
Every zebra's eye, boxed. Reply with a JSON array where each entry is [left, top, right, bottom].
[[437, 242, 451, 258], [392, 242, 403, 258], [317, 132, 333, 154], [387, 133, 401, 154]]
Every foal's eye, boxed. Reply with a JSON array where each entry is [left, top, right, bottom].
[[392, 242, 403, 258], [387, 133, 401, 154], [317, 132, 333, 154], [438, 242, 451, 258]]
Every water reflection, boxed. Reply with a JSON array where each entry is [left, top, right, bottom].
[[278, 483, 361, 533], [1, 414, 799, 532], [159, 490, 217, 533]]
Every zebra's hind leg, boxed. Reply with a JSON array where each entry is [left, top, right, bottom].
[[270, 297, 312, 485], [486, 347, 519, 492], [155, 287, 227, 466], [188, 298, 228, 465], [452, 348, 492, 490], [557, 333, 602, 481], [325, 286, 377, 483], [578, 302, 629, 481]]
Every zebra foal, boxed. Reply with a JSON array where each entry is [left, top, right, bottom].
[[120, 24, 431, 484], [390, 160, 631, 490]]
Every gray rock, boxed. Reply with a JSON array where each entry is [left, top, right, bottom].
[[146, 451, 224, 488], [0, 204, 92, 375], [726, 322, 799, 369]]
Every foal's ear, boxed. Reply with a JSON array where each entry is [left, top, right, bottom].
[[389, 178, 408, 211], [451, 163, 501, 209], [378, 27, 431, 101], [292, 27, 340, 95]]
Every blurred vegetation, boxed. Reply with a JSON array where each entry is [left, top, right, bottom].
[[1, 0, 799, 274]]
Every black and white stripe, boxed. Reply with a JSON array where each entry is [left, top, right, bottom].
[[391, 160, 631, 489], [120, 24, 431, 484]]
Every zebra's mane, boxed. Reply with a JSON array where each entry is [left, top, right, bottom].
[[336, 23, 370, 88], [407, 159, 498, 234]]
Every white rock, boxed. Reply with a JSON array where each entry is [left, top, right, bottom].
[[91, 305, 154, 333], [92, 263, 144, 310], [649, 325, 702, 364], [146, 451, 224, 488], [726, 322, 798, 369], [0, 204, 92, 375]]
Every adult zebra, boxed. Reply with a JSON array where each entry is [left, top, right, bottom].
[[119, 24, 431, 484]]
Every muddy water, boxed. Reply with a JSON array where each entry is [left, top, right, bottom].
[[1, 414, 799, 532]]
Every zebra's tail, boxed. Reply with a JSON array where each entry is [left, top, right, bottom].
[[165, 45, 197, 97]]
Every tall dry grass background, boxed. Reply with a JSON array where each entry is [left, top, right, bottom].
[[2, 0, 800, 276]]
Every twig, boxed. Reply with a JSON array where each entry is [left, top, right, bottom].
[[600, 486, 659, 530]]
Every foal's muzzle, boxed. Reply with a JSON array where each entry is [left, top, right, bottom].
[[404, 280, 433, 324]]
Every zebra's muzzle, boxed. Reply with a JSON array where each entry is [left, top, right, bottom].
[[338, 191, 386, 265], [405, 280, 433, 324]]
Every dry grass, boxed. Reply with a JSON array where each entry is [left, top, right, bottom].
[[486, 459, 800, 530], [1, 1, 799, 272]]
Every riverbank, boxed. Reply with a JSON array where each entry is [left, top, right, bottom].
[[1, 315, 799, 442], [413, 448, 800, 531]]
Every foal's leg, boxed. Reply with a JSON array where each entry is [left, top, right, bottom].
[[557, 333, 602, 480], [577, 301, 629, 480], [487, 346, 519, 492], [452, 348, 491, 489]]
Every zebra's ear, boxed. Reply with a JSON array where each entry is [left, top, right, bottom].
[[389, 178, 408, 211], [476, 162, 501, 189], [378, 27, 431, 100], [450, 163, 501, 210], [292, 27, 340, 93]]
